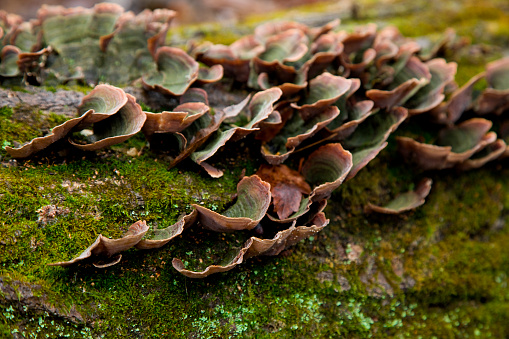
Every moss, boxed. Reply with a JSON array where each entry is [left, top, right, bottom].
[[43, 84, 92, 94], [0, 147, 252, 337], [0, 106, 84, 158], [344, 0, 508, 49], [2, 153, 509, 338], [0, 106, 14, 118], [0, 108, 42, 152], [45, 112, 69, 126], [1, 85, 33, 93], [138, 101, 152, 112], [170, 22, 252, 47], [168, 1, 336, 46]]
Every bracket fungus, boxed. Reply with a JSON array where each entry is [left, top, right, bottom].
[[365, 178, 433, 214], [192, 35, 264, 83], [142, 102, 210, 138], [0, 4, 182, 85], [290, 72, 352, 120], [5, 84, 145, 157], [256, 164, 312, 220], [342, 106, 408, 151], [366, 56, 431, 110], [5, 112, 90, 158], [0, 45, 21, 77], [397, 118, 498, 170], [193, 175, 271, 232], [455, 139, 507, 171], [49, 220, 149, 268], [301, 143, 353, 201], [142, 46, 201, 96], [347, 141, 388, 181], [70, 93, 146, 151], [3, 3, 509, 278], [475, 57, 509, 115], [167, 93, 252, 172], [189, 87, 282, 177], [135, 211, 198, 250], [172, 212, 329, 278], [323, 78, 375, 141], [261, 105, 340, 165], [38, 3, 125, 82], [430, 72, 485, 125]]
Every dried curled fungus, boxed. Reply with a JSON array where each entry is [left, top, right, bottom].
[[172, 211, 329, 278], [193, 175, 271, 232], [397, 118, 497, 170], [256, 164, 311, 220], [136, 211, 198, 250], [49, 220, 149, 268], [190, 88, 282, 177], [301, 143, 353, 201], [142, 47, 200, 96], [475, 57, 509, 115], [6, 84, 146, 157], [142, 102, 210, 138], [5, 4, 509, 278], [365, 178, 433, 214]]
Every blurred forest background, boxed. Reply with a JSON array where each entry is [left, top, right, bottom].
[[2, 0, 329, 23]]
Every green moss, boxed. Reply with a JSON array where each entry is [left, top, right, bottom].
[[51, 84, 93, 94], [347, 0, 509, 48], [2, 156, 509, 337], [0, 146, 253, 337], [0, 106, 14, 118], [46, 112, 69, 126], [0, 106, 83, 157], [171, 23, 251, 47], [0, 109, 41, 152], [138, 101, 152, 112]]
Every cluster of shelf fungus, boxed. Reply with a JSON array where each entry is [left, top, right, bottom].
[[1, 3, 508, 277]]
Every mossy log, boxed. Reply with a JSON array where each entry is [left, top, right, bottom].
[[1, 1, 509, 338]]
